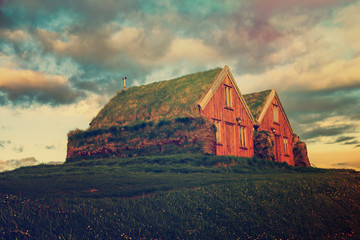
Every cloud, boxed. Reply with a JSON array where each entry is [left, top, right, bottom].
[[327, 136, 360, 147], [283, 88, 360, 119], [36, 28, 117, 65], [45, 145, 56, 150], [332, 161, 360, 169], [238, 1, 360, 90], [36, 26, 219, 69], [332, 162, 349, 166], [251, 0, 351, 17], [161, 38, 220, 64], [0, 0, 359, 139], [343, 140, 360, 146], [332, 136, 356, 143], [12, 145, 23, 153], [34, 24, 221, 92], [0, 29, 29, 42], [107, 27, 175, 65], [2, 0, 357, 93], [242, 55, 360, 94], [302, 124, 356, 140], [12, 0, 140, 27], [0, 140, 11, 149], [0, 67, 84, 106], [0, 157, 39, 172], [259, 86, 360, 146]]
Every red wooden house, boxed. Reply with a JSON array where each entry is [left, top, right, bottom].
[[244, 89, 295, 165], [68, 65, 303, 164], [68, 65, 257, 160], [198, 66, 256, 158]]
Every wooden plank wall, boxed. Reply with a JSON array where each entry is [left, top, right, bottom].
[[201, 74, 254, 158], [258, 97, 294, 165]]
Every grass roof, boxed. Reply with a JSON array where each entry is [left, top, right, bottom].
[[243, 90, 272, 120], [89, 68, 223, 129]]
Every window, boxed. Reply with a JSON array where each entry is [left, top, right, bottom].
[[284, 137, 289, 155], [239, 126, 246, 148], [273, 105, 279, 123], [225, 86, 232, 107], [213, 121, 221, 143]]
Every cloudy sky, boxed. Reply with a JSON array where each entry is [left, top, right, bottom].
[[1, 0, 359, 171]]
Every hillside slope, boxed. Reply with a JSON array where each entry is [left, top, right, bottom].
[[1, 154, 359, 239]]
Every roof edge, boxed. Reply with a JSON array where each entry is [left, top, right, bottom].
[[274, 90, 294, 133], [198, 65, 228, 109], [257, 89, 294, 133], [198, 65, 257, 124], [257, 89, 276, 123]]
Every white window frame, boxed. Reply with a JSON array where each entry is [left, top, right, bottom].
[[239, 126, 246, 148], [284, 137, 289, 155], [273, 105, 279, 123]]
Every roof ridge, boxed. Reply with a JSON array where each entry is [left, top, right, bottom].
[[243, 89, 272, 95]]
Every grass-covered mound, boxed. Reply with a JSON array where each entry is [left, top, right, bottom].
[[243, 90, 272, 119], [1, 154, 360, 239], [89, 68, 222, 129], [67, 117, 216, 162]]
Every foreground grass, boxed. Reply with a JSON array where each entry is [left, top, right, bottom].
[[1, 154, 360, 239]]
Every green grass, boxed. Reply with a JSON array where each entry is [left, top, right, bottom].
[[1, 154, 360, 239], [88, 68, 222, 129], [1, 154, 302, 198], [243, 90, 272, 119]]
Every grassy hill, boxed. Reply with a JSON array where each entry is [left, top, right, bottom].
[[1, 154, 360, 239]]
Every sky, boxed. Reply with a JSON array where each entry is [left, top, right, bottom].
[[0, 0, 360, 171]]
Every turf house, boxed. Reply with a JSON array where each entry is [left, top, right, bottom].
[[66, 66, 309, 166], [244, 90, 294, 165]]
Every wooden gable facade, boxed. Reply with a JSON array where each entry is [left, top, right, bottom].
[[198, 66, 256, 158], [245, 89, 294, 165]]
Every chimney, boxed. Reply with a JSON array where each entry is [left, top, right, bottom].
[[122, 77, 127, 91]]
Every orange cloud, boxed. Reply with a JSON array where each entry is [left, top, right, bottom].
[[0, 68, 83, 105], [0, 29, 28, 42], [0, 68, 67, 89]]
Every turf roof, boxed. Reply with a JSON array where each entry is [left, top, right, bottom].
[[89, 68, 223, 129], [243, 90, 272, 120]]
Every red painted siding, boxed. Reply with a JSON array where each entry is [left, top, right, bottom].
[[258, 97, 294, 165], [200, 74, 254, 158]]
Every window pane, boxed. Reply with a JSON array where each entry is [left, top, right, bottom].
[[273, 105, 278, 122], [225, 87, 228, 106], [284, 138, 288, 155], [228, 87, 231, 107], [225, 86, 232, 107], [240, 126, 246, 147]]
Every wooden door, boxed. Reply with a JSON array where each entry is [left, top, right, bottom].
[[274, 134, 281, 162], [225, 123, 235, 156]]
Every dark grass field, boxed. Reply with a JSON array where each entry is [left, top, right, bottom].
[[1, 154, 360, 239]]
